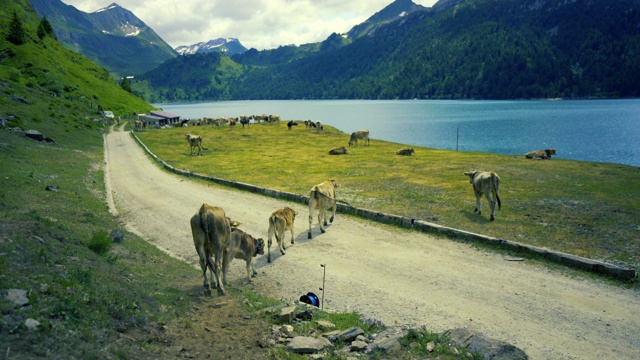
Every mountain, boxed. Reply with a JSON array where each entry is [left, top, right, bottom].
[[347, 0, 428, 39], [174, 38, 247, 56], [29, 0, 177, 78], [136, 0, 640, 102]]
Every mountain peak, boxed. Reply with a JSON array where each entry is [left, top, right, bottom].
[[347, 0, 428, 39], [95, 3, 121, 13], [174, 38, 247, 56]]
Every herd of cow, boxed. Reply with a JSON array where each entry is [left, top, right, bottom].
[[181, 117, 557, 295], [190, 180, 338, 296]]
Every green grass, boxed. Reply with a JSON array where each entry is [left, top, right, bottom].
[[137, 122, 640, 273]]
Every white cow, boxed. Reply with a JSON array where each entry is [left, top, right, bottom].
[[308, 180, 338, 238], [463, 171, 502, 221]]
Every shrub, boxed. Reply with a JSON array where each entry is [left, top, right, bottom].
[[88, 230, 112, 255]]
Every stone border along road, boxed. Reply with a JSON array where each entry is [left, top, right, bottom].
[[105, 125, 640, 360], [131, 131, 635, 281]]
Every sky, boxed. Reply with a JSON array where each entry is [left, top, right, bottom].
[[60, 0, 439, 51]]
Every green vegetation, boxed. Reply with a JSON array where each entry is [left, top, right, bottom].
[[137, 122, 640, 274]]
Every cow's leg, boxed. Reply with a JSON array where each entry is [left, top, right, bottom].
[[319, 209, 326, 233], [329, 201, 336, 223], [277, 228, 287, 254], [474, 193, 482, 214], [267, 227, 273, 263], [222, 248, 231, 286], [245, 259, 253, 282], [249, 259, 258, 277], [290, 226, 295, 245], [486, 192, 496, 221], [212, 247, 226, 296], [198, 252, 212, 295], [308, 201, 314, 239]]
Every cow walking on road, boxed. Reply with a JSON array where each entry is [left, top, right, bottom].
[[308, 180, 338, 238], [190, 204, 232, 295], [463, 171, 502, 221], [267, 207, 298, 262]]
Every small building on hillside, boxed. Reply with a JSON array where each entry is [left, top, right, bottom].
[[138, 110, 181, 128]]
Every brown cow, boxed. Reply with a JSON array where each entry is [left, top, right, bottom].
[[349, 130, 370, 146], [229, 118, 237, 129], [396, 148, 415, 155], [185, 134, 203, 156], [308, 180, 338, 239], [525, 148, 556, 159], [190, 204, 232, 295], [463, 171, 502, 221], [228, 228, 264, 281], [329, 146, 349, 155], [267, 207, 298, 262]]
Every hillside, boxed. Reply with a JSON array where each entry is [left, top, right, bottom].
[[29, 0, 177, 78], [135, 0, 640, 102]]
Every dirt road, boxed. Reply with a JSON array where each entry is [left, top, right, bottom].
[[104, 126, 639, 360]]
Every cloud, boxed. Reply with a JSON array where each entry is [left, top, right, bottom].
[[61, 0, 438, 50]]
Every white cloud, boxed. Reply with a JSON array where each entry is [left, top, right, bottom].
[[60, 0, 439, 50]]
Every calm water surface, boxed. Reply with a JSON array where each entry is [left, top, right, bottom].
[[154, 99, 640, 167]]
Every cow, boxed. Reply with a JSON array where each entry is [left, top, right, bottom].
[[463, 171, 502, 221], [308, 180, 338, 239], [267, 207, 298, 262], [229, 118, 237, 129], [349, 130, 370, 146], [305, 120, 316, 129], [190, 204, 232, 295], [315, 121, 324, 132], [185, 134, 203, 155], [269, 114, 281, 124], [239, 115, 251, 128], [396, 148, 415, 156], [525, 148, 556, 159], [287, 120, 298, 130], [228, 228, 264, 282], [329, 146, 349, 155]]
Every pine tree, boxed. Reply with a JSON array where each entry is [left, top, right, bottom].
[[7, 11, 27, 45], [37, 17, 56, 40], [120, 77, 132, 93]]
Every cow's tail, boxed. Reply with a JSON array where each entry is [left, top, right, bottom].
[[492, 173, 501, 210], [199, 204, 215, 275], [268, 215, 278, 243]]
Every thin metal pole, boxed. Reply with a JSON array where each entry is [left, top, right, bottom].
[[320, 264, 326, 310]]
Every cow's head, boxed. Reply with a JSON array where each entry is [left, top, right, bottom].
[[330, 179, 339, 188], [254, 238, 265, 256], [547, 148, 557, 156], [464, 171, 478, 183]]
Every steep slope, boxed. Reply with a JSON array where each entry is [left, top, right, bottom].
[[29, 0, 177, 78]]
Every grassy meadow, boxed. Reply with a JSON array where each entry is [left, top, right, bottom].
[[137, 120, 640, 273]]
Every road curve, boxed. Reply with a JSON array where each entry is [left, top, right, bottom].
[[104, 126, 639, 360]]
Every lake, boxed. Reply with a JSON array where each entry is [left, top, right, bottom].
[[153, 99, 640, 167]]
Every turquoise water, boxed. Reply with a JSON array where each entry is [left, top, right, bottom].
[[154, 99, 640, 167]]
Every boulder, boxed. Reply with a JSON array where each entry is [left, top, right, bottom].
[[25, 130, 44, 141], [286, 336, 332, 353], [445, 328, 529, 360]]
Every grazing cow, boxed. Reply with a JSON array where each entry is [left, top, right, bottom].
[[525, 148, 556, 159], [315, 121, 324, 132], [267, 207, 298, 262], [305, 120, 316, 129], [396, 148, 415, 156], [229, 118, 237, 129], [463, 171, 502, 221], [239, 116, 251, 128], [185, 134, 203, 155], [190, 204, 232, 295], [269, 114, 281, 124], [228, 228, 264, 282], [349, 130, 370, 146], [308, 180, 338, 239], [287, 120, 298, 130], [329, 146, 349, 155]]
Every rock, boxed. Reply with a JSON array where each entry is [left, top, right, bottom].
[[316, 320, 336, 330], [336, 327, 364, 342], [426, 340, 435, 352], [372, 333, 404, 352], [25, 130, 44, 141], [10, 94, 29, 104], [286, 336, 332, 353], [349, 340, 368, 352], [110, 229, 124, 243], [25, 318, 40, 331], [444, 328, 529, 360], [279, 306, 296, 324], [6, 289, 29, 308], [45, 185, 59, 192]]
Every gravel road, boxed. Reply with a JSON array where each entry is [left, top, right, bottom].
[[104, 125, 639, 360]]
